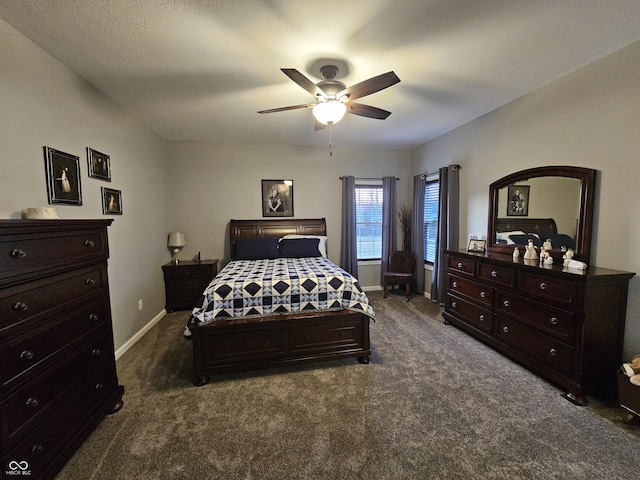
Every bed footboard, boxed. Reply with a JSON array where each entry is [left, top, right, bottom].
[[191, 311, 371, 385]]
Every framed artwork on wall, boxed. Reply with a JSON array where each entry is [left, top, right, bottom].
[[102, 187, 122, 215], [87, 148, 111, 181], [44, 146, 82, 205], [262, 179, 293, 217], [507, 185, 530, 216]]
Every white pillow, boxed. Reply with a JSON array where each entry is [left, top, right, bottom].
[[496, 230, 525, 245], [280, 235, 328, 257]]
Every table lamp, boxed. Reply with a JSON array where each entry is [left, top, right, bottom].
[[168, 232, 185, 264]]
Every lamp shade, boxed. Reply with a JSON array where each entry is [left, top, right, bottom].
[[167, 232, 185, 248], [312, 101, 347, 125]]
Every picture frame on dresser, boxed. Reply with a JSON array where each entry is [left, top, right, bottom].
[[467, 239, 486, 252], [87, 147, 111, 181], [44, 146, 83, 205], [102, 187, 122, 215], [262, 179, 293, 217]]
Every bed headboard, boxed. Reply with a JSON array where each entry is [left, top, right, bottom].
[[495, 217, 558, 235], [230, 218, 327, 243]]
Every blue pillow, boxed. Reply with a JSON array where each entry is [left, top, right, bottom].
[[279, 238, 322, 258], [233, 238, 279, 260], [546, 233, 576, 250], [508, 234, 542, 247]]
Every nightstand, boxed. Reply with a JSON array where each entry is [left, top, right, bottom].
[[162, 259, 218, 312]]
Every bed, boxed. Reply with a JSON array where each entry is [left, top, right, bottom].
[[495, 217, 576, 250], [187, 218, 374, 385]]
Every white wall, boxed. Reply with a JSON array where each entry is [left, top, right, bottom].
[[164, 141, 411, 287], [0, 20, 172, 351], [411, 40, 640, 358]]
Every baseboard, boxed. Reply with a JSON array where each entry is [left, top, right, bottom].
[[115, 309, 166, 360], [362, 286, 383, 292]]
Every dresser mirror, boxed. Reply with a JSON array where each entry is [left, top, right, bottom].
[[487, 166, 597, 264]]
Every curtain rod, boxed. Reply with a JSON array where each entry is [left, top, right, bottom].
[[339, 176, 399, 180]]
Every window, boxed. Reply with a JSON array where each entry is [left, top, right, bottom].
[[423, 180, 440, 264], [355, 185, 383, 260]]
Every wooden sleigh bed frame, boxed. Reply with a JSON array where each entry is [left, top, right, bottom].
[[191, 218, 372, 386]]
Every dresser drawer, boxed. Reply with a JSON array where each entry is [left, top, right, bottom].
[[496, 316, 573, 375], [518, 272, 576, 306], [447, 256, 475, 277], [1, 329, 114, 448], [1, 362, 118, 480], [495, 291, 574, 341], [1, 300, 111, 388], [0, 229, 107, 284], [0, 265, 107, 340], [446, 294, 492, 333], [448, 275, 493, 308], [477, 263, 515, 288], [167, 266, 215, 281]]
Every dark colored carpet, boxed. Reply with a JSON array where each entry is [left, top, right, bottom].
[[57, 291, 640, 479]]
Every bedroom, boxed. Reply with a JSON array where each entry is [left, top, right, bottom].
[[1, 1, 640, 478]]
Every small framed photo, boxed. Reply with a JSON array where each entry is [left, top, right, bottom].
[[87, 148, 111, 181], [507, 185, 530, 216], [44, 147, 82, 205], [102, 187, 122, 215], [467, 239, 486, 253], [262, 179, 293, 217]]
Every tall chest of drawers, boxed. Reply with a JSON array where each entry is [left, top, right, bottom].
[[0, 220, 123, 480], [443, 249, 634, 405]]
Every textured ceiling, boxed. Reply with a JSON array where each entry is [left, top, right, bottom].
[[2, 0, 640, 149]]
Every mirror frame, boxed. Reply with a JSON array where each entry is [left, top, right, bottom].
[[487, 166, 597, 265]]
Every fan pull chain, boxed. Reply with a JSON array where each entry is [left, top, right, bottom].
[[328, 122, 333, 156]]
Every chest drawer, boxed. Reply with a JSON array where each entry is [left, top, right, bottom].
[[1, 361, 118, 480], [1, 329, 114, 448], [0, 229, 106, 284], [478, 263, 515, 288], [446, 294, 492, 333], [0, 265, 107, 340], [496, 316, 573, 375], [447, 256, 475, 277], [1, 299, 111, 388], [495, 291, 574, 342], [518, 272, 576, 306], [448, 275, 493, 308]]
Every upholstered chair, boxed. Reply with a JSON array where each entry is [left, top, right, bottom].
[[382, 251, 416, 301]]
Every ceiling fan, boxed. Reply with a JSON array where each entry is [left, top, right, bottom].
[[258, 65, 400, 129]]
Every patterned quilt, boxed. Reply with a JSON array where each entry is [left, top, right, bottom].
[[188, 257, 375, 325]]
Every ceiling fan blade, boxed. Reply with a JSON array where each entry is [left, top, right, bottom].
[[257, 103, 316, 114], [338, 71, 400, 101], [281, 68, 326, 98], [346, 102, 392, 120]]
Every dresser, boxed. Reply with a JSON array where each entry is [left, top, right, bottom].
[[162, 260, 218, 312], [443, 249, 634, 405], [0, 220, 123, 480]]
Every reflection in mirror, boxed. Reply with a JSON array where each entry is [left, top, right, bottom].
[[487, 166, 597, 264]]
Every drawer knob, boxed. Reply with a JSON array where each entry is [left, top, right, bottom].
[[84, 240, 95, 247], [452, 281, 458, 288], [85, 278, 96, 286], [539, 282, 548, 290], [92, 348, 102, 356], [550, 348, 557, 356], [10, 248, 27, 258], [491, 270, 498, 277], [479, 314, 485, 322], [26, 397, 40, 408], [89, 313, 99, 322], [13, 301, 28, 311], [480, 291, 486, 298], [20, 350, 34, 361], [451, 301, 457, 308], [31, 443, 45, 454], [95, 383, 104, 391], [503, 300, 510, 307], [502, 326, 509, 333], [457, 262, 463, 268], [550, 317, 559, 325]]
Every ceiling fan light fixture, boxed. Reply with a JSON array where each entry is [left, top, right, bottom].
[[312, 101, 347, 125]]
